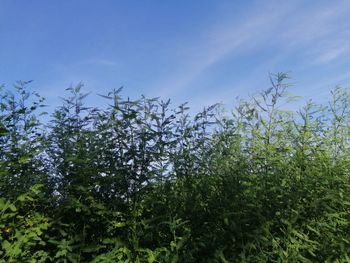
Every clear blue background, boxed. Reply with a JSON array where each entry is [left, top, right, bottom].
[[1, 0, 350, 112]]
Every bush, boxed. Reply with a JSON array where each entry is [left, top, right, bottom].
[[0, 74, 349, 262]]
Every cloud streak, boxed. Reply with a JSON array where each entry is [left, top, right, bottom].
[[82, 58, 118, 67], [154, 3, 295, 98], [153, 0, 350, 109]]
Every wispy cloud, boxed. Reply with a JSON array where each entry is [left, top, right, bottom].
[[82, 58, 118, 67], [277, 1, 350, 64], [154, 3, 294, 98], [280, 4, 348, 46], [153, 0, 350, 108], [311, 45, 349, 64]]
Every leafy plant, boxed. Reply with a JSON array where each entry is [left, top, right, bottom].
[[0, 74, 350, 262]]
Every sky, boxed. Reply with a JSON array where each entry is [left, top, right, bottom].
[[1, 0, 350, 113]]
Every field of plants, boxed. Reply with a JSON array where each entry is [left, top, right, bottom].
[[0, 73, 350, 262]]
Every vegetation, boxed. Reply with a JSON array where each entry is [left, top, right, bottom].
[[0, 74, 350, 262]]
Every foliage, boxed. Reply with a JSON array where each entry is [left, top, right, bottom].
[[0, 74, 350, 262]]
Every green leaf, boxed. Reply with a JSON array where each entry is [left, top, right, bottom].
[[18, 156, 31, 164], [8, 204, 17, 212]]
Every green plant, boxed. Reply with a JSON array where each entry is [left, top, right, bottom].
[[1, 74, 350, 262]]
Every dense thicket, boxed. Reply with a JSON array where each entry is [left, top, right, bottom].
[[0, 74, 350, 262]]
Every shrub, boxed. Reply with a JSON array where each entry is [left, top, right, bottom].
[[0, 74, 349, 262]]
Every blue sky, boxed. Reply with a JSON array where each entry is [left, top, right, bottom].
[[1, 0, 350, 112]]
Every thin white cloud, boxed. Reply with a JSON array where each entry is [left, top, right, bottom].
[[39, 1, 350, 112], [153, 2, 296, 98], [278, 1, 350, 65], [153, 0, 350, 109], [280, 5, 347, 46], [82, 58, 118, 67], [312, 46, 349, 64]]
